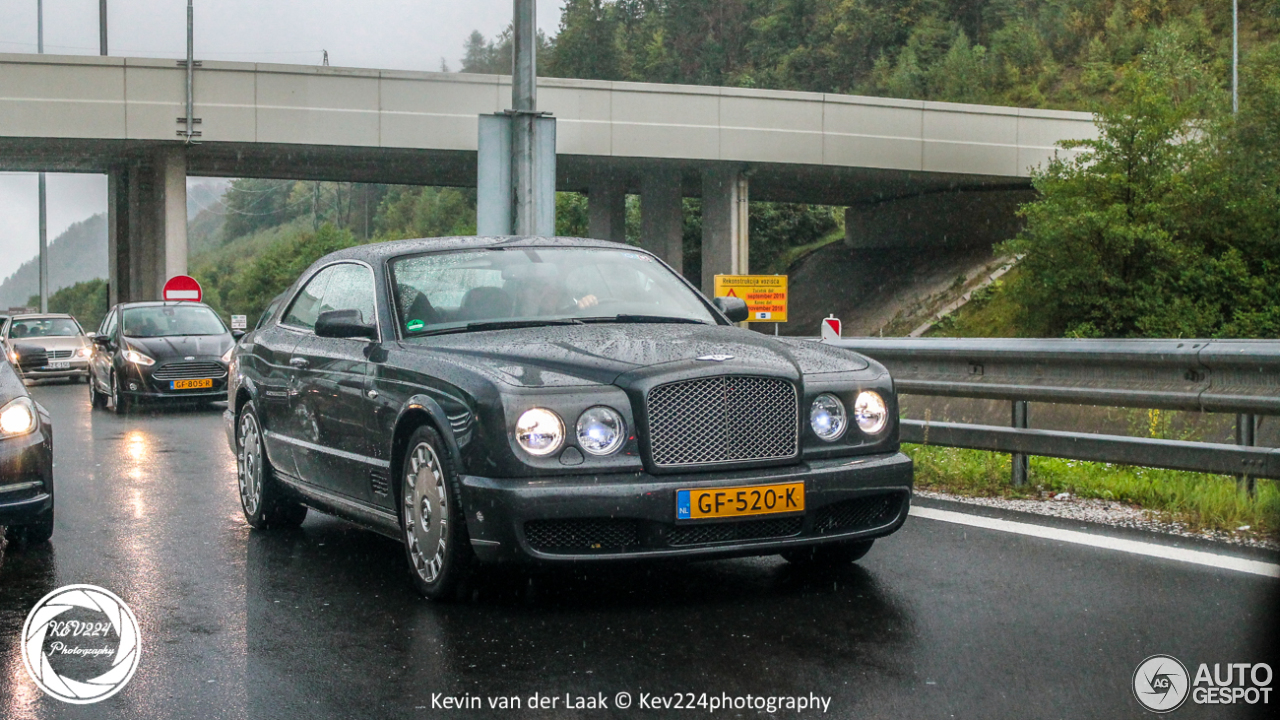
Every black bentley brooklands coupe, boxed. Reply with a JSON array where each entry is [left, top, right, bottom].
[[225, 236, 913, 599]]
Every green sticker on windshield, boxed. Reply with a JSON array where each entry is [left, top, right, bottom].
[[406, 319, 425, 332]]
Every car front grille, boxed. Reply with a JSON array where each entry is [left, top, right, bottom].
[[813, 493, 904, 535], [525, 518, 641, 553], [152, 361, 227, 381], [47, 349, 75, 359], [646, 376, 798, 467], [667, 516, 803, 546]]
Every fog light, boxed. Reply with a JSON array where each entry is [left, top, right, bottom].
[[809, 393, 847, 441]]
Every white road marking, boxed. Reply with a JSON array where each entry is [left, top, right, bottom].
[[909, 505, 1280, 579]]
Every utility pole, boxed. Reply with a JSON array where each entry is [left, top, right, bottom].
[[99, 0, 108, 55], [1232, 0, 1239, 115], [37, 0, 48, 312], [511, 0, 538, 236]]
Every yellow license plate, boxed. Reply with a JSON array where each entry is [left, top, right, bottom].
[[677, 482, 804, 521], [171, 378, 213, 390]]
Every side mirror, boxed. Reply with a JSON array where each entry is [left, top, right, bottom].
[[232, 329, 246, 341], [315, 309, 378, 341], [712, 296, 749, 323], [85, 331, 98, 339], [91, 334, 111, 347], [12, 344, 48, 372]]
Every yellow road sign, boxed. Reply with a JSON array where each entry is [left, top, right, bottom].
[[713, 275, 788, 323]]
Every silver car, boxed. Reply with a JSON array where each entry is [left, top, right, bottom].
[[2, 314, 93, 382]]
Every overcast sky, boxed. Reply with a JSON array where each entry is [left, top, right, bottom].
[[0, 0, 566, 283]]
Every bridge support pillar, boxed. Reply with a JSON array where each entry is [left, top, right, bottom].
[[588, 173, 626, 243], [640, 169, 683, 274], [107, 147, 188, 303], [700, 166, 749, 296]]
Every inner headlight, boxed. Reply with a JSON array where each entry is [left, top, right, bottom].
[[854, 391, 889, 435], [576, 406, 625, 456], [77, 346, 91, 358], [123, 348, 155, 366], [514, 408, 564, 457], [810, 393, 847, 441], [0, 396, 38, 437]]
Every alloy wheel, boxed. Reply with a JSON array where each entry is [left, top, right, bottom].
[[238, 412, 263, 517], [403, 441, 448, 583]]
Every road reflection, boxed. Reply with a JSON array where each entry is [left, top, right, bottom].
[[0, 542, 57, 720], [243, 520, 917, 717]]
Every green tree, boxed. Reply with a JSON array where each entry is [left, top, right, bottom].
[[1002, 36, 1280, 338], [28, 279, 109, 332]]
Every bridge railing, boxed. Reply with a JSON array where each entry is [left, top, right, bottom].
[[821, 338, 1280, 485]]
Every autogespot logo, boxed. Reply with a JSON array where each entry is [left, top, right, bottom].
[[1133, 655, 1190, 713], [21, 584, 141, 704]]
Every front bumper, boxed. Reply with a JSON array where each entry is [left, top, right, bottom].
[[461, 451, 913, 564], [120, 363, 228, 403], [0, 416, 54, 527], [23, 359, 89, 379]]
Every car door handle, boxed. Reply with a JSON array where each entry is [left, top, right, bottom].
[[289, 357, 310, 369]]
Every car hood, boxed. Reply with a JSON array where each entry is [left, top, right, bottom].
[[10, 336, 86, 352], [401, 323, 869, 388], [125, 334, 232, 360]]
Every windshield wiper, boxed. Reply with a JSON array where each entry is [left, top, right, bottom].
[[579, 314, 708, 325], [412, 318, 584, 337]]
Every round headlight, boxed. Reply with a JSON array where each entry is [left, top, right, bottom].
[[576, 406, 625, 456], [0, 397, 37, 437], [514, 408, 564, 457], [854, 391, 889, 435], [809, 393, 847, 441]]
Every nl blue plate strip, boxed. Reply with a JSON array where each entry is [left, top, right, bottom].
[[676, 490, 691, 520]]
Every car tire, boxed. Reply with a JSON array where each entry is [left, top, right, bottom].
[[109, 370, 130, 414], [781, 539, 875, 566], [5, 509, 54, 545], [400, 425, 474, 601], [89, 373, 108, 409], [236, 401, 307, 530]]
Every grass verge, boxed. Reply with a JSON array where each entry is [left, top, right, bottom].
[[905, 444, 1280, 539]]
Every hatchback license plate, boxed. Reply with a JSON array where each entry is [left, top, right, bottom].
[[171, 378, 213, 390], [677, 482, 804, 521]]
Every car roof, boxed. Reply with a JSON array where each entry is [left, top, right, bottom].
[[11, 313, 76, 320], [317, 235, 640, 264], [114, 301, 215, 309]]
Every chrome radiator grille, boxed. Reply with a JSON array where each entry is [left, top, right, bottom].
[[152, 361, 227, 381], [646, 376, 798, 467]]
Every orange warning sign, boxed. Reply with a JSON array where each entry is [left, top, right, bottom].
[[713, 275, 788, 323]]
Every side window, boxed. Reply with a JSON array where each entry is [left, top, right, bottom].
[[282, 267, 337, 330], [318, 264, 378, 327], [102, 311, 118, 338]]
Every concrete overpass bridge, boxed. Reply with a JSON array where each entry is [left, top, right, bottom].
[[0, 53, 1096, 304]]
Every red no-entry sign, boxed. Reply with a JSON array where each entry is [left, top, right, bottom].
[[163, 275, 202, 302]]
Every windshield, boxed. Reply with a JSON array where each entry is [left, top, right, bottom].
[[9, 318, 82, 338], [122, 305, 227, 338], [390, 247, 716, 336]]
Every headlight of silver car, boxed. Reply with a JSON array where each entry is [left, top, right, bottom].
[[514, 408, 565, 456], [810, 393, 847, 441], [576, 406, 625, 456], [854, 391, 888, 435], [0, 396, 38, 438]]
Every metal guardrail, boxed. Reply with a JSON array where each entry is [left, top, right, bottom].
[[824, 338, 1280, 484]]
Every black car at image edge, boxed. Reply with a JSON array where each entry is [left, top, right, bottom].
[[225, 235, 914, 600], [0, 345, 55, 544]]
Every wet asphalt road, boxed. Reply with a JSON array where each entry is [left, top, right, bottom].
[[1, 382, 1276, 719]]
